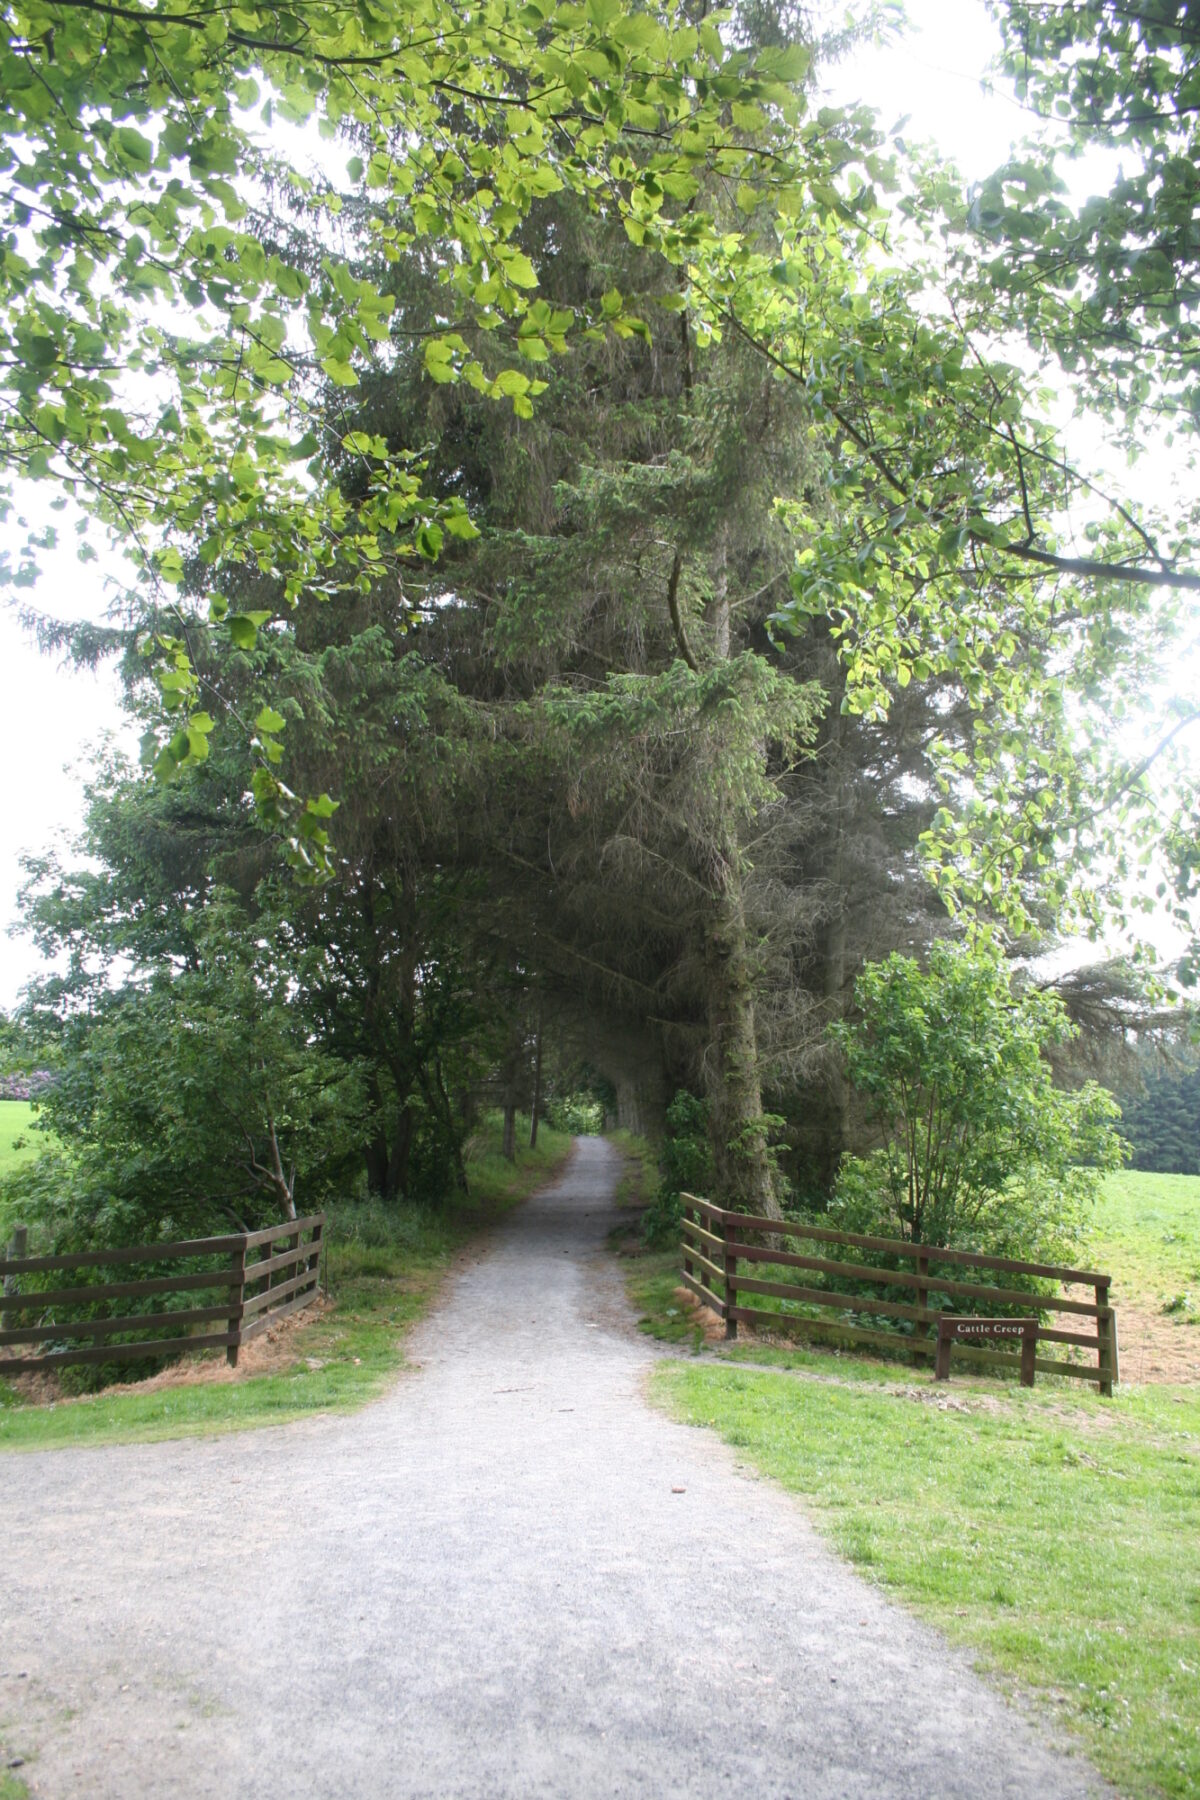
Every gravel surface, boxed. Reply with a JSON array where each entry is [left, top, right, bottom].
[[3, 1137, 1110, 1799]]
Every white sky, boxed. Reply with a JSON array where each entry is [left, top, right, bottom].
[[0, 551, 137, 1008], [819, 0, 1014, 176], [0, 0, 1193, 1006]]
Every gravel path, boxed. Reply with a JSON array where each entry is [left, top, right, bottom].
[[3, 1137, 1109, 1799]]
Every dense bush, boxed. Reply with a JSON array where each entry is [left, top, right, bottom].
[[1, 895, 371, 1252], [543, 1092, 606, 1135], [641, 1089, 715, 1247], [831, 944, 1124, 1261]]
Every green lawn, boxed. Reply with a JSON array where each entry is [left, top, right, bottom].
[[655, 1360, 1200, 1800], [0, 1098, 55, 1245], [1091, 1170, 1200, 1320], [625, 1167, 1200, 1800], [0, 1117, 571, 1451], [0, 1099, 42, 1177]]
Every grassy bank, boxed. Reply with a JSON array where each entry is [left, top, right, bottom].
[[1092, 1169, 1200, 1319], [0, 1100, 41, 1179], [622, 1169, 1200, 1799], [654, 1359, 1200, 1800], [0, 1115, 571, 1452]]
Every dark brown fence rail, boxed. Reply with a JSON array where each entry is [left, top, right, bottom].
[[0, 1213, 324, 1377], [680, 1197, 1117, 1395]]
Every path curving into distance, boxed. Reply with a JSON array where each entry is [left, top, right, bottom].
[[3, 1137, 1109, 1800]]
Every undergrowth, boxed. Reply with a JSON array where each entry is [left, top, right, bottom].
[[0, 1114, 570, 1451]]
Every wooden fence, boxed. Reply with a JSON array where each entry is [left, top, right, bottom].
[[0, 1213, 324, 1377], [680, 1196, 1118, 1395]]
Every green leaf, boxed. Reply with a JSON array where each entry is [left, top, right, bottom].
[[758, 44, 810, 81], [228, 614, 270, 650], [495, 368, 531, 397], [112, 127, 154, 173], [503, 252, 539, 289], [322, 359, 359, 388]]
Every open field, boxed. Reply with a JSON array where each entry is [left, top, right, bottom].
[[1090, 1171, 1200, 1381], [0, 1116, 571, 1451], [0, 1100, 41, 1182], [624, 1162, 1200, 1800]]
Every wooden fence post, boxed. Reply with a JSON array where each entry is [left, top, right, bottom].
[[1096, 1278, 1118, 1396], [227, 1238, 247, 1368], [722, 1212, 738, 1342], [307, 1218, 323, 1294], [1019, 1319, 1038, 1388], [915, 1250, 930, 1356], [681, 1198, 694, 1285], [3, 1224, 26, 1298]]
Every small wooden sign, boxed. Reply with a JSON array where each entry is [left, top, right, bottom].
[[935, 1315, 1039, 1387]]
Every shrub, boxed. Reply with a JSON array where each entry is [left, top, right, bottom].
[[544, 1092, 606, 1134], [641, 1089, 715, 1247], [831, 944, 1124, 1260]]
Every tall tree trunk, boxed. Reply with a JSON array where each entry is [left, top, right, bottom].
[[822, 698, 851, 1179], [418, 1057, 470, 1195], [500, 1009, 526, 1162], [616, 1075, 643, 1138], [703, 858, 781, 1219], [528, 1000, 544, 1149], [693, 523, 780, 1218], [365, 1131, 391, 1197], [385, 1099, 413, 1201], [436, 1056, 470, 1196], [364, 1067, 392, 1197], [265, 1111, 298, 1221]]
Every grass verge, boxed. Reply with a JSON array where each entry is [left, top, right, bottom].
[[0, 1116, 571, 1452], [1093, 1170, 1200, 1320], [621, 1206, 1200, 1799], [0, 1100, 41, 1179], [622, 1246, 709, 1349], [604, 1137, 712, 1351], [654, 1360, 1199, 1800]]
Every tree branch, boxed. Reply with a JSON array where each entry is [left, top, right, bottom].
[[665, 550, 699, 672]]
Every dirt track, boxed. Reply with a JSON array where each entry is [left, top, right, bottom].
[[1, 1137, 1110, 1798]]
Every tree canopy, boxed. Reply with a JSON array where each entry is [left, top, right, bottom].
[[1, 0, 822, 587], [5, 0, 1198, 927], [979, 0, 1200, 445], [3, 0, 1198, 1244]]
